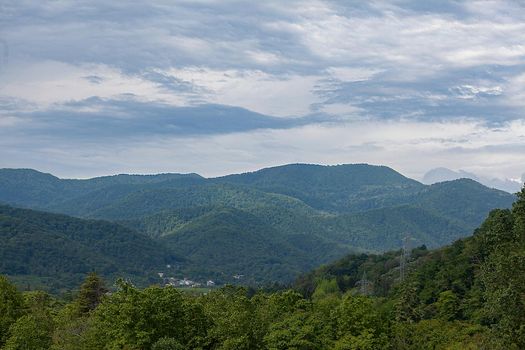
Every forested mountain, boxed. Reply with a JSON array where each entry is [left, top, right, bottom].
[[158, 207, 347, 283], [0, 205, 179, 293], [1, 187, 523, 349], [214, 163, 425, 212], [0, 164, 516, 287], [0, 168, 203, 209]]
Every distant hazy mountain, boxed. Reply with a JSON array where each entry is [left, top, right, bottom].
[[422, 167, 523, 193], [422, 167, 480, 183], [0, 164, 517, 287]]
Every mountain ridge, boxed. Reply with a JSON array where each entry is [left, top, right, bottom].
[[0, 163, 516, 287]]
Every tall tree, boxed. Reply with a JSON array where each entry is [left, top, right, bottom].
[[479, 185, 525, 348], [76, 272, 108, 314]]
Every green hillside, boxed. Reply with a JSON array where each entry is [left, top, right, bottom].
[[0, 205, 178, 293], [296, 188, 525, 310], [411, 178, 514, 228], [322, 205, 468, 250], [0, 164, 516, 286], [63, 183, 316, 221], [159, 207, 347, 284]]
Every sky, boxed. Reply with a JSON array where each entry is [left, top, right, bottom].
[[0, 0, 524, 183]]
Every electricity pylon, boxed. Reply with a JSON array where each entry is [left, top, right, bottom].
[[400, 235, 411, 282], [356, 270, 372, 296]]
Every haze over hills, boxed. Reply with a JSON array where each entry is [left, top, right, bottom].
[[422, 167, 523, 194], [0, 163, 516, 288]]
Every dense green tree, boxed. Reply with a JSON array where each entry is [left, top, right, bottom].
[[332, 294, 388, 349], [392, 320, 488, 350], [200, 286, 259, 349], [513, 187, 525, 236], [152, 337, 185, 350], [76, 272, 108, 314], [311, 278, 340, 301], [0, 276, 24, 347], [395, 282, 423, 323], [474, 208, 514, 257], [332, 330, 377, 350], [51, 303, 91, 350], [3, 313, 53, 350], [4, 291, 54, 350], [82, 281, 209, 349], [264, 310, 326, 350], [478, 189, 525, 348], [482, 251, 525, 348], [435, 290, 459, 321]]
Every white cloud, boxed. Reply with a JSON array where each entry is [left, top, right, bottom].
[[288, 7, 525, 74], [163, 67, 322, 116], [326, 67, 381, 82], [245, 50, 285, 66], [505, 72, 525, 107], [319, 103, 362, 117], [0, 0, 524, 181], [0, 61, 189, 108], [0, 115, 23, 127], [450, 84, 503, 99], [1, 61, 324, 117]]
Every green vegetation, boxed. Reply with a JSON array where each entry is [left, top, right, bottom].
[[213, 163, 426, 212], [0, 186, 523, 349], [159, 207, 346, 284], [0, 164, 516, 288], [0, 205, 178, 293]]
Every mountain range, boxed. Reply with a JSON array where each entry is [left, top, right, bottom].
[[0, 164, 516, 290]]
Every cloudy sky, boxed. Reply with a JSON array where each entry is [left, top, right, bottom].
[[0, 0, 524, 183]]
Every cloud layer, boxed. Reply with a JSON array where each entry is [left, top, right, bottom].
[[0, 0, 524, 182]]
